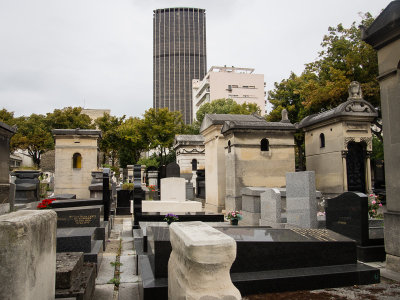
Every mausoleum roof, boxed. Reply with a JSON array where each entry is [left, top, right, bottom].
[[361, 1, 400, 49], [297, 99, 378, 129], [0, 121, 16, 135], [174, 135, 205, 148], [52, 128, 102, 137]]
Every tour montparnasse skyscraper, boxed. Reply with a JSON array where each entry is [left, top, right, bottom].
[[153, 8, 207, 124]]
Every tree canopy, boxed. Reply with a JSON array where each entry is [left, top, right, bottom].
[[267, 13, 380, 169], [193, 98, 261, 132]]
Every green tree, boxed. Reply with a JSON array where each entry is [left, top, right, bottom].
[[267, 13, 379, 168], [95, 113, 125, 166], [142, 108, 185, 166], [11, 114, 54, 167], [0, 108, 16, 126], [195, 98, 261, 129], [46, 107, 94, 129], [117, 117, 147, 167]]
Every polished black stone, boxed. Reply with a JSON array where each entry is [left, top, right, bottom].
[[57, 228, 96, 252], [166, 162, 180, 177], [117, 190, 132, 207], [50, 199, 103, 209], [54, 205, 103, 228], [54, 194, 76, 200], [325, 192, 385, 261], [146, 226, 171, 278], [137, 212, 224, 223]]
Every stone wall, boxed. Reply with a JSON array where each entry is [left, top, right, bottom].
[[0, 210, 57, 300]]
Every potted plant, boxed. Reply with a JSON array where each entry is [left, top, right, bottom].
[[164, 213, 179, 225], [147, 185, 157, 200], [226, 210, 242, 225]]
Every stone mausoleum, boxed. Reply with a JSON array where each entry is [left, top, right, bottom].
[[298, 82, 378, 196], [53, 129, 101, 198], [174, 134, 205, 181], [200, 113, 295, 212]]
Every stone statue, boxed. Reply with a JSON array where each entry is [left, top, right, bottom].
[[348, 81, 363, 100], [281, 109, 290, 123]]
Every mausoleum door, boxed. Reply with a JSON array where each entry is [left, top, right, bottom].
[[346, 142, 366, 193]]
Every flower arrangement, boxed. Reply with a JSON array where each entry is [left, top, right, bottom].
[[164, 213, 179, 224], [368, 193, 383, 219], [37, 198, 56, 209], [148, 185, 156, 192], [226, 210, 243, 221]]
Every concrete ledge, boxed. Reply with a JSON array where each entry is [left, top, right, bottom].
[[168, 222, 241, 299], [142, 200, 202, 213], [0, 210, 57, 300]]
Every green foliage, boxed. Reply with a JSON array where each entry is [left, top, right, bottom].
[[267, 13, 379, 169], [0, 108, 16, 126], [108, 277, 120, 286], [142, 108, 185, 166], [195, 98, 261, 127], [110, 261, 123, 267], [46, 107, 95, 129], [122, 183, 133, 190], [372, 136, 384, 161], [137, 155, 160, 168], [117, 117, 147, 167], [95, 113, 125, 166], [11, 114, 54, 167]]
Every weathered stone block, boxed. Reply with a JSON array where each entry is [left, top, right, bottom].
[[241, 211, 261, 225], [168, 222, 241, 300], [161, 177, 186, 202], [0, 210, 57, 300], [260, 188, 281, 223]]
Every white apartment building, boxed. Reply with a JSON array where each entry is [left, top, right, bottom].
[[192, 66, 266, 121]]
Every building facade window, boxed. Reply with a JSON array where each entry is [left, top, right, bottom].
[[320, 133, 325, 148], [261, 138, 269, 151], [73, 153, 82, 169], [191, 159, 198, 171]]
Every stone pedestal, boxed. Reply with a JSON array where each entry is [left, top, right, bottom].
[[260, 188, 283, 227], [168, 222, 241, 300], [0, 210, 57, 300]]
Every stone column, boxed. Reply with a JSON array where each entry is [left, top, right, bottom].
[[168, 222, 241, 300], [341, 151, 348, 192], [0, 122, 15, 215], [0, 210, 57, 300], [366, 152, 372, 193]]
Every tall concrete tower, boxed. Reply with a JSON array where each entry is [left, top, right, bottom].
[[153, 8, 207, 124]]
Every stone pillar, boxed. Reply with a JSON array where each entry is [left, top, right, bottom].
[[366, 153, 373, 193], [362, 2, 400, 273], [342, 151, 348, 192], [0, 210, 57, 300], [168, 222, 241, 300], [286, 171, 317, 229], [0, 122, 15, 215], [141, 165, 146, 188]]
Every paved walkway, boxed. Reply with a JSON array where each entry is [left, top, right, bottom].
[[93, 216, 140, 300]]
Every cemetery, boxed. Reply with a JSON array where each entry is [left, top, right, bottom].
[[0, 1, 400, 300]]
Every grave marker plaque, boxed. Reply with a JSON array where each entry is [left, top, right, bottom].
[[54, 205, 104, 228]]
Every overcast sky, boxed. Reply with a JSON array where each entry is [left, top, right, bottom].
[[0, 0, 391, 118]]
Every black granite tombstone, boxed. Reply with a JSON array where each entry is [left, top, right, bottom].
[[196, 169, 205, 199], [166, 162, 180, 177], [133, 165, 145, 227], [102, 169, 111, 221], [51, 198, 103, 208], [54, 194, 77, 200], [55, 205, 104, 228], [137, 225, 380, 299], [325, 192, 385, 261]]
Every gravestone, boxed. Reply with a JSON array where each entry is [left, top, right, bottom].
[[196, 169, 205, 199], [127, 165, 134, 183], [166, 162, 180, 177], [147, 166, 158, 188], [0, 121, 15, 215], [54, 205, 104, 228], [12, 170, 41, 204], [185, 182, 194, 200], [133, 165, 145, 227], [89, 170, 103, 199], [325, 192, 385, 261], [241, 187, 270, 225], [102, 168, 111, 221], [286, 171, 317, 228], [259, 188, 283, 227], [161, 177, 186, 201]]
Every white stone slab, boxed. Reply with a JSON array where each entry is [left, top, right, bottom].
[[161, 177, 186, 201], [141, 200, 202, 213], [168, 222, 241, 299], [260, 188, 281, 223]]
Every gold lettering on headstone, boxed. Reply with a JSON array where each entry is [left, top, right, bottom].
[[291, 228, 337, 242], [68, 215, 96, 225]]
